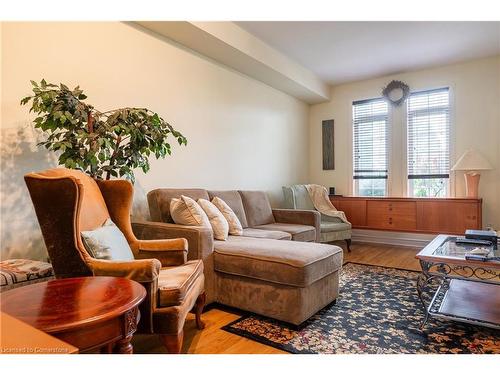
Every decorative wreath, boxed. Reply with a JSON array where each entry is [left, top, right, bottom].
[[382, 80, 410, 106]]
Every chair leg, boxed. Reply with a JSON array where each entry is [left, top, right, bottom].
[[345, 239, 352, 252], [159, 331, 184, 354], [194, 292, 206, 330]]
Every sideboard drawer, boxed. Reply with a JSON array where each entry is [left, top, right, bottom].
[[367, 201, 416, 215], [373, 214, 417, 231], [366, 201, 417, 231]]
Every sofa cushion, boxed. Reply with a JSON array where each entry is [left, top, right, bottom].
[[198, 198, 229, 240], [238, 190, 275, 227], [214, 237, 342, 287], [148, 188, 209, 223], [158, 260, 204, 307], [208, 190, 248, 228], [253, 223, 316, 242], [240, 228, 292, 240], [211, 196, 244, 235], [320, 221, 352, 233]]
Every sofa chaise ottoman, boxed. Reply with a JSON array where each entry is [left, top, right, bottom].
[[214, 236, 342, 325]]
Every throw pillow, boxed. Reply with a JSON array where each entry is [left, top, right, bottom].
[[212, 196, 243, 235], [81, 218, 134, 260], [198, 199, 229, 240], [170, 195, 211, 227]]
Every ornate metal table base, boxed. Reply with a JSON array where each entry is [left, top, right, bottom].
[[417, 259, 500, 330], [416, 269, 442, 329]]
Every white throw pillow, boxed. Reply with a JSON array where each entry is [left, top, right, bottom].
[[212, 197, 243, 236], [81, 218, 134, 260], [197, 199, 229, 240], [170, 195, 211, 227]]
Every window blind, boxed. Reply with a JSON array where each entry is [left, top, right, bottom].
[[353, 98, 389, 180], [407, 88, 450, 179]]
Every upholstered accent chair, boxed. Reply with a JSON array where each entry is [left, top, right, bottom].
[[24, 168, 205, 353], [283, 185, 352, 251]]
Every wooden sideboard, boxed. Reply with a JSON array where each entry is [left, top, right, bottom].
[[329, 196, 482, 235]]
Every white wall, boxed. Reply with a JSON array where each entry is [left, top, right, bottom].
[[309, 56, 500, 230], [2, 22, 499, 261], [0, 22, 310, 260]]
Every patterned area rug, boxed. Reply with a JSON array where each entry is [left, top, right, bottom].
[[222, 263, 500, 354]]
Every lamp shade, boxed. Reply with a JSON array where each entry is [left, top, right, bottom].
[[451, 149, 493, 171]]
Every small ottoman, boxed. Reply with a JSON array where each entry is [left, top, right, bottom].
[[213, 237, 343, 325], [0, 259, 54, 292]]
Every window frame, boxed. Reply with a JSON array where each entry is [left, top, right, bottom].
[[348, 86, 454, 199], [352, 97, 391, 197], [405, 87, 452, 198]]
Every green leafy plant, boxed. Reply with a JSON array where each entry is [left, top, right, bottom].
[[21, 79, 187, 181]]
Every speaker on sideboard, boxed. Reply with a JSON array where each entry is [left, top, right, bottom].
[[329, 187, 335, 195]]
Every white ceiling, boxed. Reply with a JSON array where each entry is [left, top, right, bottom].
[[236, 22, 500, 85]]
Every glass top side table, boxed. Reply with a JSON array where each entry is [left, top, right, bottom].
[[416, 234, 500, 330]]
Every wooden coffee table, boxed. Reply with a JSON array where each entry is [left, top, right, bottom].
[[416, 234, 500, 330], [0, 276, 146, 354]]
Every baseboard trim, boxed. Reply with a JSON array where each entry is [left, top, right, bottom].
[[352, 229, 435, 248]]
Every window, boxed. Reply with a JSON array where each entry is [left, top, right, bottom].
[[407, 88, 450, 197], [353, 98, 389, 196]]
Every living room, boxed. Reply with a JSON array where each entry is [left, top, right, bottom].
[[1, 1, 499, 372]]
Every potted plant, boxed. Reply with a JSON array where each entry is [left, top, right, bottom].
[[21, 79, 187, 181]]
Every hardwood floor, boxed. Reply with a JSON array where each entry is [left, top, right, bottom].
[[132, 241, 423, 354], [344, 241, 421, 271]]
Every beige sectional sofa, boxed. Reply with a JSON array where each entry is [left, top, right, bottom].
[[133, 188, 343, 325]]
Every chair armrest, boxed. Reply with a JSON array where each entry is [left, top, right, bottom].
[[272, 209, 321, 242], [88, 258, 160, 333], [132, 221, 214, 262], [321, 214, 345, 223], [88, 258, 161, 283], [134, 238, 188, 267]]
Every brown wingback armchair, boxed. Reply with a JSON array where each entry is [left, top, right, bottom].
[[24, 168, 205, 353]]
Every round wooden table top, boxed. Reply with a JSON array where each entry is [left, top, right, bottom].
[[0, 276, 146, 333]]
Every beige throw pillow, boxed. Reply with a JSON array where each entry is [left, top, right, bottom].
[[170, 195, 211, 227], [212, 197, 243, 236], [197, 199, 229, 240]]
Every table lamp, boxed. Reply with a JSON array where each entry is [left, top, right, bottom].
[[451, 149, 492, 198]]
